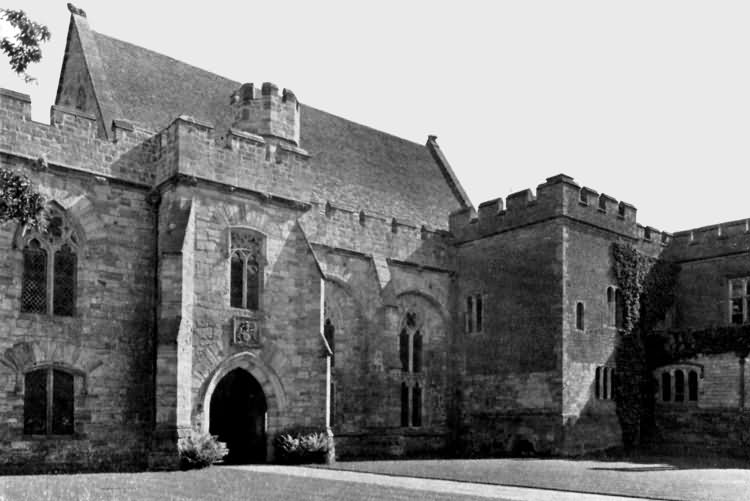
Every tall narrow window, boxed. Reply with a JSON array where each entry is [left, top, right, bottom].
[[229, 229, 264, 311], [615, 289, 625, 329], [661, 372, 671, 402], [21, 239, 47, 313], [674, 370, 685, 402], [20, 206, 79, 316], [412, 384, 422, 427], [602, 367, 609, 399], [607, 287, 615, 326], [475, 295, 483, 332], [466, 293, 484, 333], [399, 310, 425, 427], [400, 383, 409, 427], [576, 302, 584, 330], [412, 331, 423, 373], [53, 244, 77, 316], [595, 367, 601, 399], [24, 368, 74, 435], [688, 370, 698, 401], [399, 329, 410, 372]]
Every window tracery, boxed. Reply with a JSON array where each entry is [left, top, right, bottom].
[[229, 228, 264, 311]]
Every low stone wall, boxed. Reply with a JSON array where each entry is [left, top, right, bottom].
[[458, 410, 562, 457], [652, 406, 749, 457]]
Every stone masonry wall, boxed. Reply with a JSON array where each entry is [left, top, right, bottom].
[[455, 219, 564, 455], [0, 154, 154, 471]]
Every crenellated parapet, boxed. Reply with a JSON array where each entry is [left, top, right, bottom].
[[153, 113, 311, 201], [230, 82, 300, 146], [450, 174, 670, 246], [664, 218, 750, 261], [0, 87, 156, 186], [299, 200, 454, 272]]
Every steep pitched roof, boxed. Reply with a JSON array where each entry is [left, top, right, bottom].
[[59, 13, 471, 229]]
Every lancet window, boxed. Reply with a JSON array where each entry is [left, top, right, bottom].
[[229, 228, 264, 310]]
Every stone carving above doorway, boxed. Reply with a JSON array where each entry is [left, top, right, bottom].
[[233, 316, 261, 347]]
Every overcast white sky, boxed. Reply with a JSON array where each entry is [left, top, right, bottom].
[[1, 1, 748, 232]]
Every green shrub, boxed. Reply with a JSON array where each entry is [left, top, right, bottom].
[[178, 431, 228, 469], [273, 428, 333, 464]]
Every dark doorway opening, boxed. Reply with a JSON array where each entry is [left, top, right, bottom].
[[209, 368, 268, 464]]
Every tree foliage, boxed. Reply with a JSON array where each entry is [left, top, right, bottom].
[[0, 168, 45, 227], [0, 8, 51, 83]]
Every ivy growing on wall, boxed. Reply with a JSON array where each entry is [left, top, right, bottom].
[[646, 325, 750, 368], [611, 242, 679, 448]]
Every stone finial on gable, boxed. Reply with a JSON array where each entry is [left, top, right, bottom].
[[67, 3, 87, 17]]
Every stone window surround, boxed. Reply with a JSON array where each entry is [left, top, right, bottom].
[[576, 302, 585, 331], [227, 226, 266, 312], [19, 362, 88, 439], [399, 311, 425, 428], [654, 364, 702, 405], [728, 276, 750, 325], [465, 292, 484, 334], [18, 206, 80, 317]]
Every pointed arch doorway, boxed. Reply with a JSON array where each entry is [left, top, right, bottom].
[[209, 368, 267, 463]]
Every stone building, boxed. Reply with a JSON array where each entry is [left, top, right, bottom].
[[0, 7, 747, 469]]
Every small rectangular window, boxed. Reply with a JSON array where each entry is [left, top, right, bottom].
[[729, 278, 749, 325]]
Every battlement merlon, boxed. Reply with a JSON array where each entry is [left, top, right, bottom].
[[449, 173, 667, 245], [230, 82, 301, 147], [665, 218, 750, 261]]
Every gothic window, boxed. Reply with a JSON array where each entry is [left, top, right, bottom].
[[399, 310, 425, 427], [20, 207, 79, 316], [229, 228, 264, 311], [576, 302, 585, 331], [657, 367, 700, 404], [729, 277, 750, 325], [24, 368, 74, 435], [465, 293, 483, 333]]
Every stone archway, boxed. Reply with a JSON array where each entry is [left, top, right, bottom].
[[199, 352, 287, 462], [209, 368, 267, 463]]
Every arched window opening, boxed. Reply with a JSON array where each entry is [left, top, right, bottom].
[[399, 309, 426, 427], [21, 239, 47, 313], [688, 370, 698, 401], [576, 302, 584, 330], [20, 207, 79, 316], [229, 229, 264, 311], [674, 370, 685, 402], [24, 368, 74, 435], [662, 372, 671, 402]]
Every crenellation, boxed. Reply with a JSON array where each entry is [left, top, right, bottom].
[[450, 175, 659, 243]]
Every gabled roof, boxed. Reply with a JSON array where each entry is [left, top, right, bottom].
[[57, 12, 471, 229]]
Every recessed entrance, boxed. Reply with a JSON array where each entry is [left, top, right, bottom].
[[209, 368, 267, 463]]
